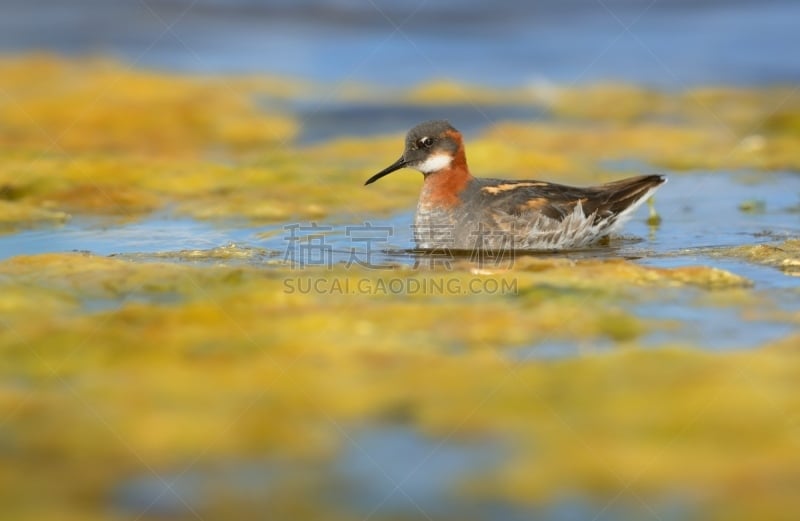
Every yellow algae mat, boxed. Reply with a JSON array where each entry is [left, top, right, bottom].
[[1, 55, 800, 229], [1, 252, 799, 520], [1, 56, 800, 520]]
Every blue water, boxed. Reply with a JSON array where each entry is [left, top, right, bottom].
[[2, 171, 797, 275], [2, 0, 799, 88], [112, 424, 689, 521], [112, 426, 504, 518], [1, 171, 797, 355]]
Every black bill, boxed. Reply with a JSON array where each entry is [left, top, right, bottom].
[[364, 156, 407, 185]]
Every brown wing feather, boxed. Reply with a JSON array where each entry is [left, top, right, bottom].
[[479, 175, 665, 222]]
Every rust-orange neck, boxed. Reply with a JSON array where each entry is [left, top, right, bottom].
[[420, 146, 472, 208]]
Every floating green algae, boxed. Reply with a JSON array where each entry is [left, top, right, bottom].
[[711, 239, 800, 277], [0, 200, 70, 233], [739, 199, 767, 214], [1, 55, 800, 229], [116, 243, 277, 264], [0, 55, 299, 155], [1, 252, 798, 520]]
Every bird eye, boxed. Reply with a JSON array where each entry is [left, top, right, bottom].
[[418, 136, 433, 148]]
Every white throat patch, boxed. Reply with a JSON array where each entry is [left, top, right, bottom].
[[414, 153, 453, 174]]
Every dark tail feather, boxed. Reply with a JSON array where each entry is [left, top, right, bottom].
[[586, 174, 666, 217]]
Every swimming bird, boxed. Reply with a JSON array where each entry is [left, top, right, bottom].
[[365, 120, 665, 250]]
